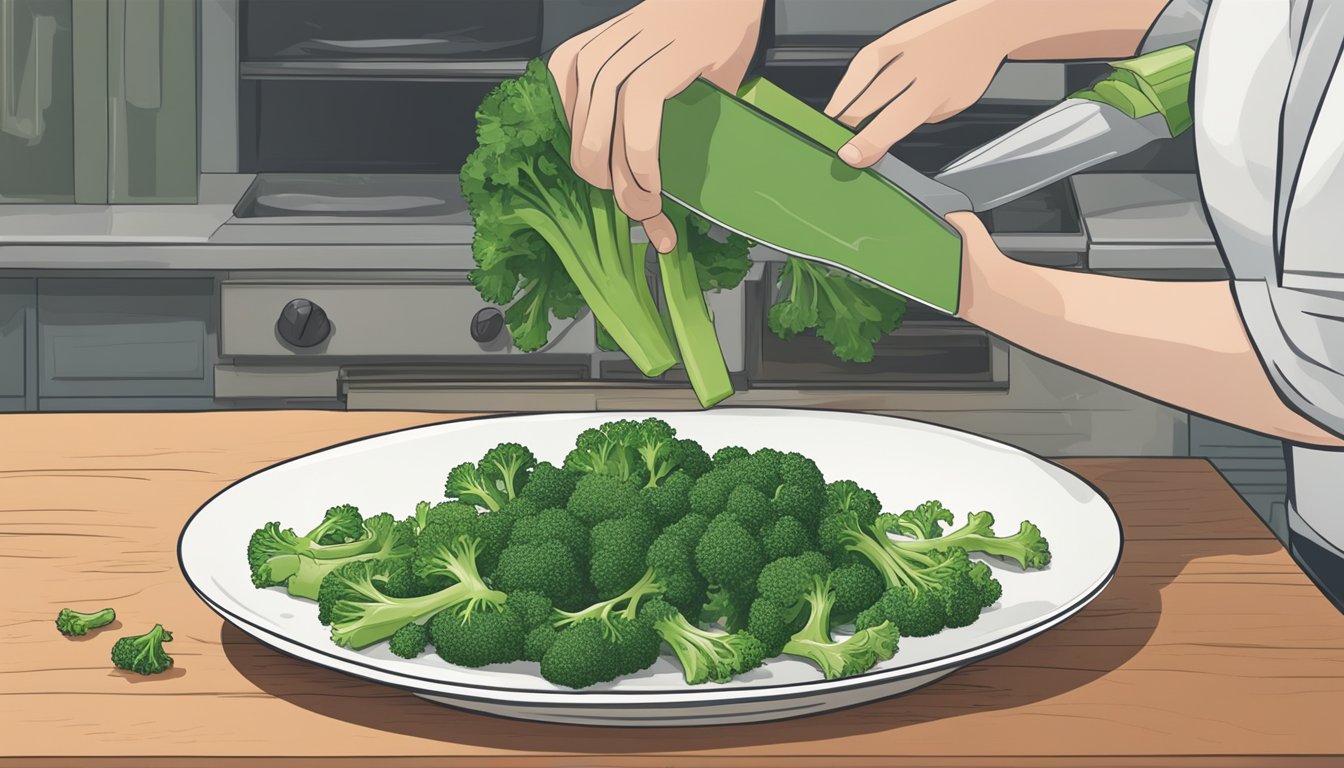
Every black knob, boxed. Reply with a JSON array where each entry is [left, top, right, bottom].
[[276, 298, 331, 348], [470, 307, 505, 343]]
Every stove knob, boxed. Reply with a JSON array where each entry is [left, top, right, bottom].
[[470, 307, 506, 343], [276, 298, 331, 348]]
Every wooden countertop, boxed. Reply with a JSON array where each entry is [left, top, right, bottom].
[[3, 411, 1342, 767]]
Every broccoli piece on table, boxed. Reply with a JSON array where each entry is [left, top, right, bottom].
[[55, 607, 116, 637], [111, 624, 174, 676]]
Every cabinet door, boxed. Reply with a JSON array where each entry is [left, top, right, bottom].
[[37, 278, 215, 400], [0, 278, 34, 410], [106, 0, 197, 203], [0, 0, 75, 202]]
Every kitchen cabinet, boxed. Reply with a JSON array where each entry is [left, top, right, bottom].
[[0, 0, 75, 202], [0, 0, 196, 205], [0, 277, 34, 410], [35, 277, 215, 407]]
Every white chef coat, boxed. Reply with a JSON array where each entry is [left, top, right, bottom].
[[1144, 0, 1344, 609]]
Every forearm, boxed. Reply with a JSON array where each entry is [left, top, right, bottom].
[[962, 254, 1344, 448], [970, 0, 1171, 60]]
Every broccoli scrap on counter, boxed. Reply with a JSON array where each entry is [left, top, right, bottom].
[[247, 417, 1051, 688], [111, 624, 174, 676], [55, 607, 116, 637]]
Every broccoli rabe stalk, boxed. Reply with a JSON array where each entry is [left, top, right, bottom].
[[659, 204, 734, 408], [246, 504, 364, 588], [888, 510, 1052, 570], [321, 537, 507, 649], [780, 576, 899, 680], [461, 60, 677, 376], [55, 607, 116, 637], [641, 598, 766, 685], [111, 624, 174, 676], [554, 568, 664, 630]]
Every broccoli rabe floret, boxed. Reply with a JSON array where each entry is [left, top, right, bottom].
[[781, 576, 899, 680], [111, 624, 174, 676], [388, 622, 431, 659], [694, 514, 766, 595], [641, 470, 694, 527], [445, 462, 507, 513], [285, 513, 417, 600], [566, 473, 648, 527], [641, 598, 766, 685], [590, 515, 657, 599], [518, 461, 578, 510], [55, 607, 115, 637], [430, 602, 525, 668], [891, 510, 1052, 570], [246, 504, 364, 588], [491, 540, 587, 610], [761, 516, 811, 561], [321, 536, 507, 650], [479, 442, 537, 501]]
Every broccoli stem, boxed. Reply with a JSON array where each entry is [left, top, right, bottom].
[[553, 568, 663, 629], [515, 206, 676, 377], [659, 208, 735, 408]]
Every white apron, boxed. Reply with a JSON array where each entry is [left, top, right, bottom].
[[1150, 0, 1344, 607]]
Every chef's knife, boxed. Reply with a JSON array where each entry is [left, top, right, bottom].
[[656, 45, 1195, 315]]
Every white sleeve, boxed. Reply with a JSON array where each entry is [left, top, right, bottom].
[[1140, 0, 1210, 52]]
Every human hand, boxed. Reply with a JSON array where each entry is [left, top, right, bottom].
[[945, 211, 1012, 328], [548, 0, 767, 252], [825, 0, 1012, 168]]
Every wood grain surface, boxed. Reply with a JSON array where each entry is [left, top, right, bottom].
[[2, 411, 1342, 768]]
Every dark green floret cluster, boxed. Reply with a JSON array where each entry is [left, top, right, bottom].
[[249, 418, 1050, 688]]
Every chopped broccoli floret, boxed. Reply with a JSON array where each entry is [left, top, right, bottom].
[[286, 513, 417, 600], [246, 504, 364, 588], [590, 515, 657, 599], [877, 500, 955, 540], [519, 461, 578, 509], [111, 624, 174, 676], [321, 536, 507, 650], [445, 461, 508, 512], [430, 600, 525, 668], [762, 516, 811, 561], [55, 607, 116, 637], [566, 472, 647, 527], [641, 598, 766, 685], [891, 510, 1052, 570], [490, 540, 586, 610], [388, 621, 431, 659], [508, 507, 591, 559], [642, 470, 695, 528], [479, 442, 537, 501], [694, 514, 766, 596], [781, 576, 899, 680]]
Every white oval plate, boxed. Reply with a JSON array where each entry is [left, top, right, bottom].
[[180, 409, 1121, 727]]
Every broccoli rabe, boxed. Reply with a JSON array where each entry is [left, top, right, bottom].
[[111, 624, 174, 676], [641, 598, 766, 685], [388, 622, 431, 659], [250, 421, 1051, 689], [246, 504, 364, 588], [55, 607, 115, 637]]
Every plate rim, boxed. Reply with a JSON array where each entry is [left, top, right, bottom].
[[179, 407, 1124, 704]]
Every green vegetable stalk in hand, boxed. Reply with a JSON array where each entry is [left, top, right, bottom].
[[55, 607, 116, 637]]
